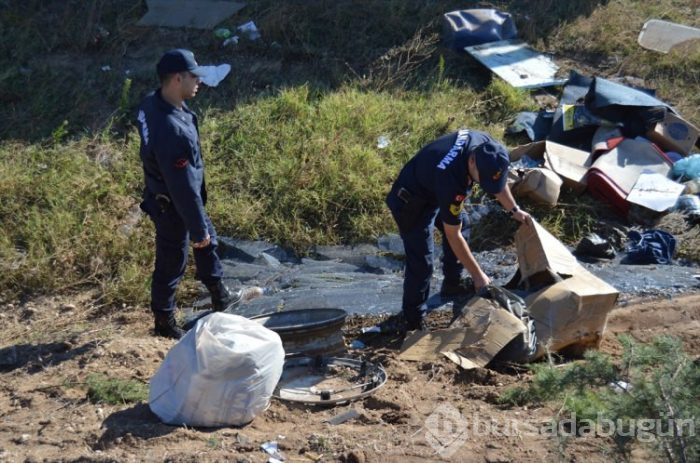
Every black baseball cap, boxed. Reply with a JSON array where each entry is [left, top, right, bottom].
[[473, 141, 510, 194], [156, 49, 205, 77]]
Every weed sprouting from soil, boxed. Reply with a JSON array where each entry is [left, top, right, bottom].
[[86, 373, 148, 405]]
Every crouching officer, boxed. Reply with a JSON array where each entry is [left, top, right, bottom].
[[386, 129, 532, 332], [135, 49, 241, 339]]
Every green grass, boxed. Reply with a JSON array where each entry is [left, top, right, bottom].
[[0, 78, 531, 305], [0, 137, 152, 304], [0, 0, 699, 305], [86, 373, 149, 405]]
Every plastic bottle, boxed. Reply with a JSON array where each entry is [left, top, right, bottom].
[[214, 28, 232, 39]]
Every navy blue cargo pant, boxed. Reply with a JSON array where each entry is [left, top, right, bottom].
[[386, 190, 469, 327], [145, 200, 223, 313]]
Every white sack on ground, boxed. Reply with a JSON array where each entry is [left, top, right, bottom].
[[149, 312, 284, 427]]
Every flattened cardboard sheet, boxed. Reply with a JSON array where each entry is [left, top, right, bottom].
[[465, 39, 567, 89], [399, 299, 525, 369], [138, 0, 246, 29]]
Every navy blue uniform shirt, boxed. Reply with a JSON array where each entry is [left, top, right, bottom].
[[394, 130, 495, 226], [136, 90, 209, 242]]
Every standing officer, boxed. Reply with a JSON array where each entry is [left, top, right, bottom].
[[136, 49, 241, 339], [386, 129, 532, 332]]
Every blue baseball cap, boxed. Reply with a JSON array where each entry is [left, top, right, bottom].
[[156, 49, 205, 76], [473, 141, 510, 194]]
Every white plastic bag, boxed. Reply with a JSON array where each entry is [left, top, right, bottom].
[[149, 312, 284, 427]]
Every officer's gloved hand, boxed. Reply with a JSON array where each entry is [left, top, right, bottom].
[[472, 272, 491, 293]]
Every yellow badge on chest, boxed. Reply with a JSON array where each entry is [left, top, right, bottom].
[[449, 203, 462, 216]]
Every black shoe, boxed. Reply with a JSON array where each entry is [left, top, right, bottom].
[[376, 314, 409, 335], [410, 318, 429, 332], [440, 277, 475, 298], [153, 311, 185, 340], [206, 280, 242, 312], [377, 314, 427, 335]]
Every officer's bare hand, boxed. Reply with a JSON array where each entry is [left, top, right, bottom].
[[192, 234, 211, 249], [513, 209, 532, 226]]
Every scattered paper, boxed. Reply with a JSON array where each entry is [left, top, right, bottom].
[[223, 36, 239, 47], [197, 64, 232, 87], [238, 20, 261, 40], [261, 441, 285, 461], [626, 171, 685, 212], [101, 65, 111, 72], [609, 380, 632, 393], [377, 135, 390, 149]]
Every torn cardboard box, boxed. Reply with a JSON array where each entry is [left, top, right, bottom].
[[399, 220, 618, 368], [511, 167, 563, 207], [646, 111, 700, 156], [507, 221, 619, 358]]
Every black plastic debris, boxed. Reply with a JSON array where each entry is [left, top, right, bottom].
[[575, 233, 617, 260], [442, 9, 517, 51], [506, 110, 555, 142]]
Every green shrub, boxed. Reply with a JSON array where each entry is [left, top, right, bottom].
[[499, 336, 700, 462]]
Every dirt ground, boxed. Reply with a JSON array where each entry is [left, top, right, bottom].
[[1, 292, 699, 463]]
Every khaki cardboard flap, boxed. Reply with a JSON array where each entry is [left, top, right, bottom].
[[515, 220, 580, 280], [399, 326, 487, 362], [450, 309, 526, 368], [544, 141, 592, 192], [510, 141, 545, 162]]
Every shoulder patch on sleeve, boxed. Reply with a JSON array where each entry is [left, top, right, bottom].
[[174, 158, 189, 169]]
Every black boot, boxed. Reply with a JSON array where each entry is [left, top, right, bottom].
[[206, 280, 242, 312], [153, 311, 184, 339]]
